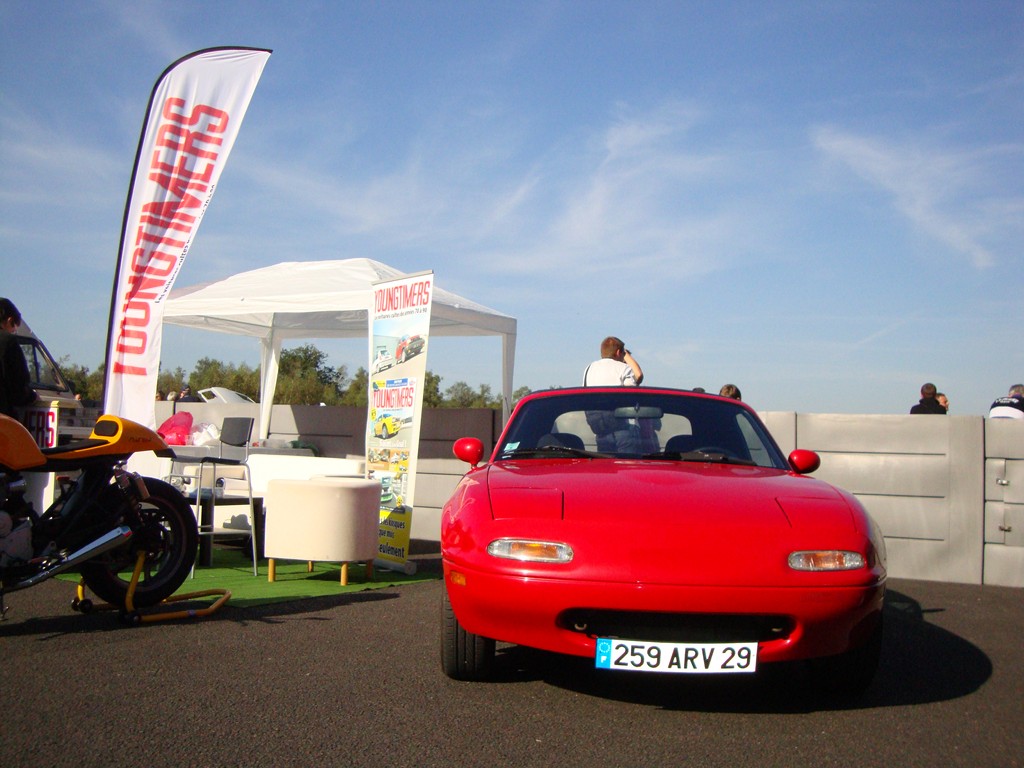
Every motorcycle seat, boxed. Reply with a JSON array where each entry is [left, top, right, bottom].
[[40, 439, 109, 457]]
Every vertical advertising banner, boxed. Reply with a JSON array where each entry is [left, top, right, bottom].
[[367, 272, 433, 574], [103, 47, 271, 427]]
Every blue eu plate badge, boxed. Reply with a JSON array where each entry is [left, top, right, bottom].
[[595, 639, 613, 669]]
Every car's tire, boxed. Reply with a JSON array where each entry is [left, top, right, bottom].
[[810, 615, 883, 698], [441, 586, 495, 680]]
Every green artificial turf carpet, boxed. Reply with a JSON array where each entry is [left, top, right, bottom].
[[60, 548, 439, 609]]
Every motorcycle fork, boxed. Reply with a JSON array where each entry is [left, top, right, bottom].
[[37, 466, 127, 553], [113, 467, 150, 503], [110, 468, 152, 530]]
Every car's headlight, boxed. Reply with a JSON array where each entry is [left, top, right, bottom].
[[788, 550, 865, 571], [487, 538, 573, 563]]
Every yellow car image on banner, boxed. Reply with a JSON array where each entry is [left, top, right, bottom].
[[372, 412, 402, 440], [367, 271, 433, 574]]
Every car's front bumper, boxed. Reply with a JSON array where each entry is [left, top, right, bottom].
[[443, 560, 885, 663]]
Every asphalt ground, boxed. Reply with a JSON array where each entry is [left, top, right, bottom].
[[1, 560, 1021, 768]]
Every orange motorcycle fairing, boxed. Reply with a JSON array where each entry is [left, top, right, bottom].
[[49, 415, 175, 462], [0, 415, 47, 471], [1, 414, 175, 472]]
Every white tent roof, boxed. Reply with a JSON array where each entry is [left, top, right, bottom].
[[162, 258, 517, 437]]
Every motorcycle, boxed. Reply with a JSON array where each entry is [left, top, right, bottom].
[[0, 412, 197, 617]]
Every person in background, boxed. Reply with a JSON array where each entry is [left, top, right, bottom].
[[988, 384, 1024, 419], [0, 298, 38, 418], [583, 336, 645, 452], [583, 336, 643, 386], [177, 385, 199, 402], [910, 382, 946, 414], [937, 392, 949, 412], [719, 384, 742, 400]]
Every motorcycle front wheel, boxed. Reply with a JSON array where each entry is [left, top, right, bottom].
[[79, 477, 198, 608]]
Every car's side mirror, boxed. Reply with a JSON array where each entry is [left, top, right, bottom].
[[453, 437, 485, 467], [788, 449, 821, 475]]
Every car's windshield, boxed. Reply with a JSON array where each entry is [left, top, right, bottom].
[[497, 390, 787, 468]]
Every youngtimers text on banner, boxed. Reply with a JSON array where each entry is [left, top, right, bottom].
[[367, 272, 433, 574], [103, 47, 271, 426]]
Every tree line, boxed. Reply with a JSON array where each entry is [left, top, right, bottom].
[[59, 343, 532, 409]]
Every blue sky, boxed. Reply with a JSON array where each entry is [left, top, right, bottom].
[[2, 1, 1022, 415]]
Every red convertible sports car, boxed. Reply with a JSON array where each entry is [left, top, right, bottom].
[[441, 387, 886, 696]]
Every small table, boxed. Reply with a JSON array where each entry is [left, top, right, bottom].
[[196, 495, 264, 567]]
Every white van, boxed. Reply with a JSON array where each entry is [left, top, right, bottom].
[[13, 322, 94, 446]]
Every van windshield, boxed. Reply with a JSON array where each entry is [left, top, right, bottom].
[[17, 335, 72, 394]]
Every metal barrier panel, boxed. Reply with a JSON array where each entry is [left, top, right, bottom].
[[983, 419, 1024, 587]]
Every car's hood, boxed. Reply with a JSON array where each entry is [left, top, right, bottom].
[[485, 459, 851, 522], [479, 459, 860, 585]]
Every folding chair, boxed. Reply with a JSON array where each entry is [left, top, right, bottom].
[[166, 417, 258, 576]]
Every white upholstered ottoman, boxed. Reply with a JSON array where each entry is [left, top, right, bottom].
[[264, 477, 380, 585]]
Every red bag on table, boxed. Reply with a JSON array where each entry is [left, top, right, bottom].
[[157, 412, 193, 445]]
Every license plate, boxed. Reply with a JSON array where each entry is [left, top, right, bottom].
[[595, 638, 758, 674]]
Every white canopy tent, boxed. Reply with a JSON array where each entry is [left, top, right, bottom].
[[162, 258, 517, 439]]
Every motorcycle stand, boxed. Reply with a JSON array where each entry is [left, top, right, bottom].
[[72, 551, 231, 625]]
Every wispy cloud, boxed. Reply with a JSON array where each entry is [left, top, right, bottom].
[[217, 98, 763, 285], [811, 126, 1023, 269], [849, 314, 921, 349], [477, 102, 766, 283], [102, 0, 192, 65], [0, 107, 123, 207]]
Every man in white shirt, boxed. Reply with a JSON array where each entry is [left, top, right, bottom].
[[583, 336, 643, 387], [988, 384, 1024, 418], [582, 337, 646, 452]]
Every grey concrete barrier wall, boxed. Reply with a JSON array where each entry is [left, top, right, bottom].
[[983, 418, 1024, 587], [154, 402, 1022, 587], [764, 412, 1023, 587], [764, 413, 987, 585]]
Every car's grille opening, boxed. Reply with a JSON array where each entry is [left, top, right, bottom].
[[558, 608, 793, 643]]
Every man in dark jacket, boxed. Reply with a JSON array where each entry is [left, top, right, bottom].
[[910, 382, 946, 414], [0, 298, 38, 418]]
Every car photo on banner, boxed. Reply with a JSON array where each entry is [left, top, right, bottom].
[[395, 334, 425, 364], [372, 412, 402, 440], [440, 387, 887, 697], [372, 348, 395, 374]]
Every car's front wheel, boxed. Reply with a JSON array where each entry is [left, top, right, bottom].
[[810, 615, 883, 698], [441, 587, 495, 680]]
